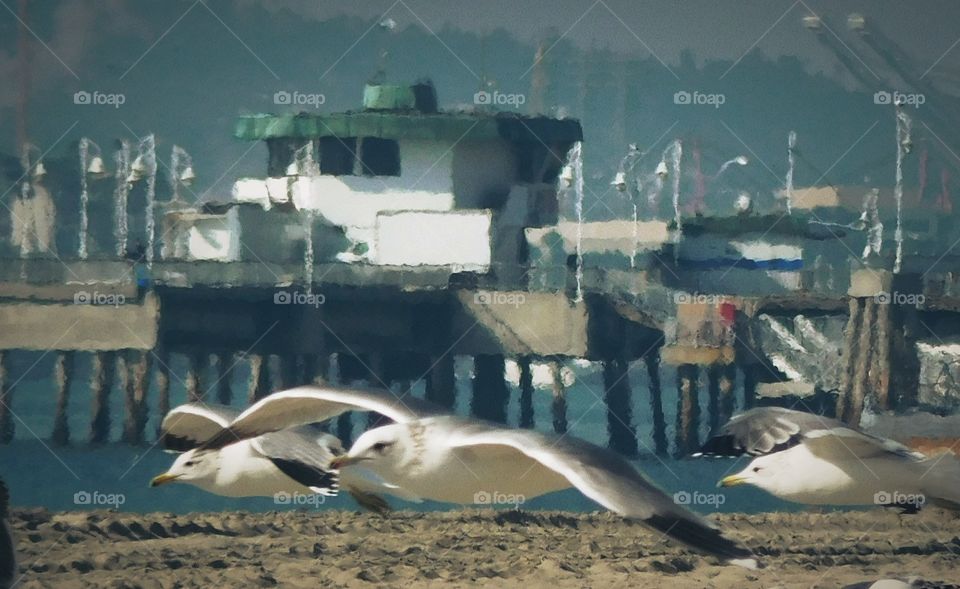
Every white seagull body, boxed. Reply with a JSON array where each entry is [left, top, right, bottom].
[[200, 385, 759, 568], [152, 403, 412, 511], [699, 407, 960, 511]]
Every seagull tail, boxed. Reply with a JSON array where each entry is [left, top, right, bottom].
[[920, 454, 960, 511], [644, 514, 760, 569]]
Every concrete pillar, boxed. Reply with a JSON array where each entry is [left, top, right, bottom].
[[644, 351, 668, 457], [215, 352, 233, 405], [425, 354, 456, 408], [603, 357, 637, 457], [675, 363, 700, 457], [518, 357, 535, 429], [123, 350, 151, 445], [717, 363, 736, 428], [837, 297, 863, 421], [471, 354, 509, 424], [52, 351, 75, 446], [280, 354, 299, 389], [550, 360, 568, 434], [0, 352, 13, 443], [873, 300, 892, 410], [366, 353, 389, 429], [90, 352, 115, 444]]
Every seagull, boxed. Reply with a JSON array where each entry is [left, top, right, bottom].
[[698, 407, 960, 512], [0, 477, 14, 589], [200, 385, 759, 569], [150, 403, 413, 513]]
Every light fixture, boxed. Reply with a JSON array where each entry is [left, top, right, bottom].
[[285, 160, 300, 177], [560, 164, 574, 187], [610, 171, 627, 191], [735, 192, 752, 214], [87, 155, 107, 176], [734, 155, 749, 166], [32, 160, 47, 178], [847, 13, 865, 31], [802, 15, 822, 30], [179, 166, 196, 185], [655, 161, 669, 178]]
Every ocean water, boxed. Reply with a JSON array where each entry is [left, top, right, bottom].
[[0, 352, 802, 516]]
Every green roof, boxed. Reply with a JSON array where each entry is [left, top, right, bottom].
[[234, 111, 583, 144]]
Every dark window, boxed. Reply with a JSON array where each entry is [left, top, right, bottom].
[[319, 136, 357, 175], [360, 137, 400, 176]]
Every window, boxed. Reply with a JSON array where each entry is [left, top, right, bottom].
[[319, 136, 357, 175], [360, 137, 400, 176]]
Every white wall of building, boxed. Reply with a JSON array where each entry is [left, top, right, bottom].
[[374, 210, 491, 269]]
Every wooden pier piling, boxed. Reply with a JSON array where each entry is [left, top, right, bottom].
[[603, 356, 638, 457], [518, 356, 534, 429], [246, 354, 270, 403], [644, 351, 668, 456], [155, 348, 170, 436], [122, 350, 151, 444], [185, 352, 206, 402], [52, 351, 74, 445], [89, 352, 115, 443], [0, 352, 13, 443], [550, 359, 567, 434], [708, 364, 736, 432], [425, 354, 456, 408], [471, 354, 509, 424], [215, 352, 233, 405], [675, 363, 700, 456]]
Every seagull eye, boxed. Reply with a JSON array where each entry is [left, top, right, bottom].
[[752, 466, 761, 473], [185, 461, 196, 467], [371, 442, 393, 453]]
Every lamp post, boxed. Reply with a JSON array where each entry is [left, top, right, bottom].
[[126, 134, 157, 267], [114, 140, 131, 258], [79, 138, 109, 259]]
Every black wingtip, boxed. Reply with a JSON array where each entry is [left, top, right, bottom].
[[644, 514, 758, 567]]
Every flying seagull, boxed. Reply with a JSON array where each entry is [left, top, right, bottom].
[[698, 407, 960, 512], [200, 385, 759, 569], [150, 403, 413, 513]]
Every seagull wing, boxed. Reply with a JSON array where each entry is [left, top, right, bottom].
[[697, 407, 847, 457], [160, 403, 241, 451], [803, 427, 926, 462], [202, 385, 443, 450], [445, 422, 757, 568], [252, 427, 342, 496]]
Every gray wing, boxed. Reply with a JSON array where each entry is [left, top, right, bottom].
[[160, 403, 242, 451], [444, 420, 757, 568], [202, 385, 445, 450], [697, 407, 924, 461], [252, 426, 343, 495], [696, 407, 847, 457]]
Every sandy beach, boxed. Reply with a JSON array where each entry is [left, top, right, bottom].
[[7, 507, 960, 588]]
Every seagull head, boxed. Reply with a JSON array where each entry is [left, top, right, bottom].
[[151, 449, 218, 487], [330, 424, 405, 475], [718, 455, 779, 492]]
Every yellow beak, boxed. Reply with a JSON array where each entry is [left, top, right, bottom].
[[329, 455, 362, 470], [150, 473, 180, 487], [718, 474, 748, 488]]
